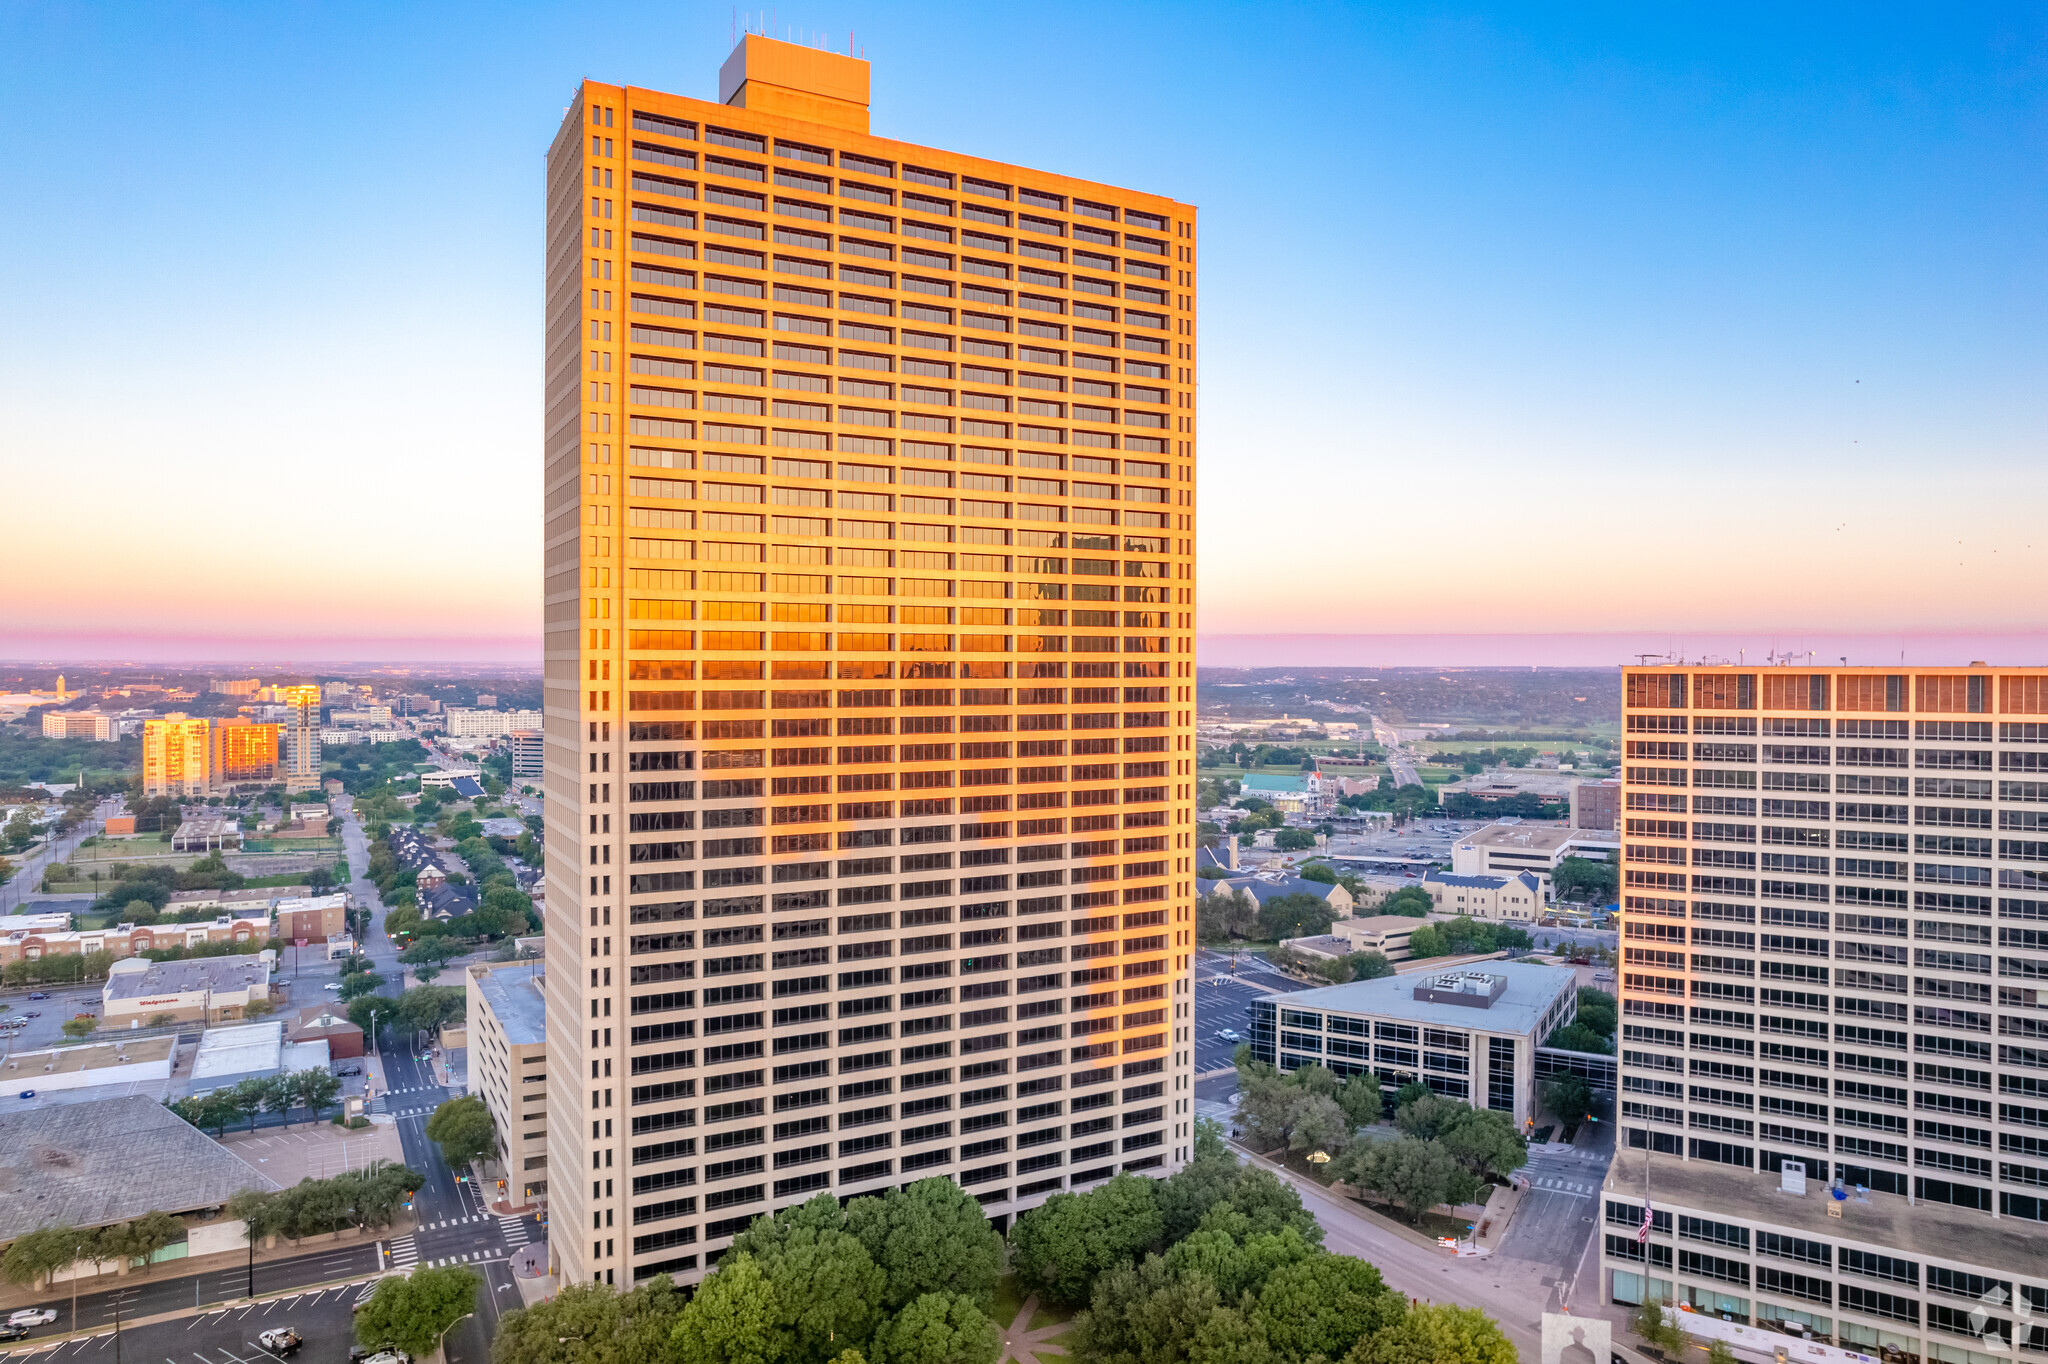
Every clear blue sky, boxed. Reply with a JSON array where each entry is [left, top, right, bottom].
[[2, 3, 2042, 660]]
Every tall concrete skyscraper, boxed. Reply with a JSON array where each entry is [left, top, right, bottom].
[[1598, 664, 2048, 1358], [542, 36, 1200, 1287], [280, 685, 322, 792]]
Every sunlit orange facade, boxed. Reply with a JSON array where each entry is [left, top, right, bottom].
[[542, 36, 1199, 1287], [212, 718, 281, 785], [142, 714, 211, 797]]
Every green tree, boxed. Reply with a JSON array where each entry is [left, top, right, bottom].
[[1346, 1302, 1516, 1364], [1542, 1073, 1594, 1125], [1254, 892, 1334, 941], [870, 1292, 1000, 1364], [61, 1015, 100, 1039], [1071, 1254, 1222, 1364], [1272, 828, 1316, 852], [1552, 856, 1617, 904], [354, 1264, 481, 1358], [1707, 1341, 1739, 1364], [1331, 1137, 1471, 1223], [347, 994, 402, 1034], [845, 1177, 1007, 1312], [1195, 887, 1258, 944], [1436, 1109, 1529, 1182], [1251, 1253, 1403, 1361], [670, 1252, 784, 1364], [1631, 1298, 1686, 1354], [491, 1279, 685, 1364], [1, 1225, 84, 1287], [396, 984, 467, 1035], [425, 1094, 498, 1169], [1008, 1173, 1165, 1308], [749, 1217, 887, 1364], [1341, 950, 1394, 981], [338, 970, 387, 1001], [1544, 1022, 1613, 1055], [1380, 886, 1433, 917]]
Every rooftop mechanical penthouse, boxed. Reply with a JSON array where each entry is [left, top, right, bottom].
[[542, 34, 1202, 1288]]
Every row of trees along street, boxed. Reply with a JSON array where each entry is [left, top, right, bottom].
[[1234, 1055, 1531, 1226], [168, 1067, 342, 1135], [485, 1136, 1517, 1364], [0, 1163, 423, 1290]]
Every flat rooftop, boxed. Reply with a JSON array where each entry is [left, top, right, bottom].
[[0, 1094, 271, 1240], [1605, 1144, 2047, 1275], [476, 962, 545, 1046], [1461, 823, 1580, 853], [1277, 960, 1575, 1034], [7, 1036, 175, 1076], [1344, 915, 1429, 935], [106, 955, 268, 999], [191, 1022, 283, 1079]]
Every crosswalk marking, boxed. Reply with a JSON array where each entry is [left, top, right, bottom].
[[388, 1234, 419, 1271], [499, 1216, 531, 1247]]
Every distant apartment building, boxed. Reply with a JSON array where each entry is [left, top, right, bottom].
[[142, 715, 212, 796], [208, 678, 262, 696], [0, 913, 271, 967], [212, 718, 281, 785], [42, 710, 115, 741], [509, 730, 544, 782], [469, 960, 549, 1205], [280, 686, 322, 792], [444, 707, 545, 739]]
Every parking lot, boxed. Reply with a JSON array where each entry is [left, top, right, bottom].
[[2, 1280, 363, 1364], [0, 986, 108, 1053]]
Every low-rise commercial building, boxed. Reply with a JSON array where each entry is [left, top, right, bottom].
[[0, 1096, 268, 1279], [0, 914, 270, 967], [183, 1020, 327, 1095], [1281, 913, 1433, 964], [1422, 869, 1547, 921], [275, 893, 349, 943], [1250, 961, 1579, 1125], [1238, 771, 1324, 816], [467, 960, 547, 1204], [102, 954, 273, 1026], [287, 1002, 364, 1060], [1450, 822, 1620, 897], [0, 1036, 176, 1095], [1203, 871, 1357, 916], [165, 886, 309, 917]]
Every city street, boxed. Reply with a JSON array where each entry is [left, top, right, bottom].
[[0, 799, 114, 913]]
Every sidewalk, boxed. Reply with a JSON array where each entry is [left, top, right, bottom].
[[0, 1222, 406, 1313]]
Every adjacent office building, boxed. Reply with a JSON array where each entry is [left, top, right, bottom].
[[1599, 665, 2048, 1357], [1250, 962, 1579, 1128], [543, 36, 1200, 1287]]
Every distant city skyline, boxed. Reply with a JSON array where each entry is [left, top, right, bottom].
[[4, 4, 2042, 660]]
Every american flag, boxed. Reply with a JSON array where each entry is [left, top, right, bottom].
[[1637, 1202, 1653, 1244]]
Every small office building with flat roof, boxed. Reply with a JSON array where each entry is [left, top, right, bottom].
[[1248, 961, 1577, 1127], [469, 961, 548, 1205]]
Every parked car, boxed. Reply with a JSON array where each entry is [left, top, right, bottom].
[[7, 1309, 57, 1328], [259, 1328, 303, 1355]]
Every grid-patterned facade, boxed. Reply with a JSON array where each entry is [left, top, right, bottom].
[[542, 38, 1200, 1289], [1600, 665, 2048, 1358]]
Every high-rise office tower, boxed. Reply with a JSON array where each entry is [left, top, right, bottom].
[[542, 36, 1200, 1288], [142, 714, 212, 797], [280, 685, 322, 792], [1599, 664, 2048, 1356]]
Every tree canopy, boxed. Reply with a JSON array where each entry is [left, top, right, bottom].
[[426, 1094, 498, 1169], [355, 1264, 481, 1358]]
